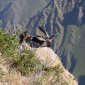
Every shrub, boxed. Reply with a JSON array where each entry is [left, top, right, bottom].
[[0, 29, 18, 57], [11, 50, 36, 75]]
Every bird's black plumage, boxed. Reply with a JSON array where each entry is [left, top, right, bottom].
[[36, 26, 56, 47]]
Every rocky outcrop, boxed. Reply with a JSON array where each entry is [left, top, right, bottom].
[[0, 46, 78, 85], [35, 47, 78, 85]]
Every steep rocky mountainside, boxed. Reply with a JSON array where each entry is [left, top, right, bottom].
[[0, 0, 48, 27], [27, 0, 85, 47], [26, 0, 85, 84]]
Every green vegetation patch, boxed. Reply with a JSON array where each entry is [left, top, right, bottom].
[[11, 50, 37, 75], [0, 29, 18, 57]]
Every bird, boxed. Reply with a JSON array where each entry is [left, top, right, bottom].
[[19, 27, 56, 48], [29, 35, 46, 47], [19, 31, 31, 44], [19, 31, 46, 47], [19, 31, 31, 52], [36, 26, 56, 47]]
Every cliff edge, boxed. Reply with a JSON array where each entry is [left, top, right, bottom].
[[35, 47, 78, 85], [0, 46, 78, 85]]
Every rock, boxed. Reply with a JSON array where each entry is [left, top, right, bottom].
[[35, 47, 78, 85], [35, 47, 61, 67]]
